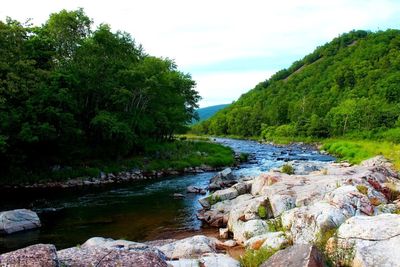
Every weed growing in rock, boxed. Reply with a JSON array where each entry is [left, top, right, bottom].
[[282, 164, 294, 175], [239, 247, 278, 267], [207, 194, 222, 205], [356, 185, 368, 195], [315, 228, 355, 267], [266, 217, 284, 232], [258, 206, 267, 219]]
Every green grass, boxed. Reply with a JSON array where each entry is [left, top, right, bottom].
[[322, 139, 400, 170], [1, 140, 235, 185], [281, 164, 295, 175], [239, 247, 279, 267]]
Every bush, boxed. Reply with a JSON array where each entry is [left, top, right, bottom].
[[239, 247, 278, 267], [281, 164, 294, 175], [379, 128, 400, 143]]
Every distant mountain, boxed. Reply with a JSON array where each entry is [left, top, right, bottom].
[[193, 104, 230, 124], [193, 29, 400, 139]]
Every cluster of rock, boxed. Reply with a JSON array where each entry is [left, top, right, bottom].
[[0, 235, 240, 267], [4, 165, 221, 190], [197, 156, 400, 266]]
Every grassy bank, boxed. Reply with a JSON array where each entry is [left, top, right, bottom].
[[321, 139, 400, 170], [1, 140, 235, 185], [189, 132, 400, 171]]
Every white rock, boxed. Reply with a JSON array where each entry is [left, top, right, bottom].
[[245, 231, 288, 250], [282, 202, 351, 244], [200, 253, 240, 267], [333, 214, 400, 267], [167, 259, 200, 267], [231, 219, 269, 244], [269, 194, 296, 217], [156, 235, 216, 259]]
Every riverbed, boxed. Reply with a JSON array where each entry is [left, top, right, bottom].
[[0, 138, 334, 253]]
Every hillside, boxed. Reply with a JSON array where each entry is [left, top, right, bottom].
[[193, 30, 400, 142], [193, 104, 229, 124]]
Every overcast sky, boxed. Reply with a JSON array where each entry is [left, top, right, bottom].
[[2, 0, 400, 107]]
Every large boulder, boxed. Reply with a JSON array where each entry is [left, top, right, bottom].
[[213, 188, 239, 202], [0, 209, 41, 234], [209, 168, 235, 190], [198, 194, 254, 227], [0, 244, 58, 267], [156, 235, 217, 259], [282, 202, 352, 244], [82, 237, 165, 258], [58, 246, 167, 267], [324, 185, 374, 216], [328, 214, 400, 267], [260, 244, 327, 267]]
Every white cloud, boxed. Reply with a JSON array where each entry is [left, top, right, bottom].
[[2, 0, 400, 107], [194, 70, 276, 107]]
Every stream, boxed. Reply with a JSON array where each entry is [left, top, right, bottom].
[[0, 138, 335, 253]]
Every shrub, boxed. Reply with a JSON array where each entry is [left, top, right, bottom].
[[281, 164, 294, 175], [356, 185, 368, 195], [239, 247, 278, 267], [258, 206, 267, 219]]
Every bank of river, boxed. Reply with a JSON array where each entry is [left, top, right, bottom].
[[0, 138, 334, 253]]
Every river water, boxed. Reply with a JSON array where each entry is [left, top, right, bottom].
[[0, 138, 334, 253]]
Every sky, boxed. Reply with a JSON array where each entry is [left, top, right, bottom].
[[2, 1, 400, 107]]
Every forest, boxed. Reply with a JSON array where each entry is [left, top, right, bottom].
[[0, 9, 202, 180], [192, 30, 400, 143]]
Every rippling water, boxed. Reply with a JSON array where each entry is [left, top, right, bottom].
[[0, 138, 334, 253]]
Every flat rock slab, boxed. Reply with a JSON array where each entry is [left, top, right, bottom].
[[0, 244, 58, 267], [58, 246, 167, 267], [0, 209, 41, 234], [333, 214, 400, 267], [260, 244, 327, 267], [156, 235, 217, 259]]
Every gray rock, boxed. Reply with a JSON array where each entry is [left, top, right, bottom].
[[199, 196, 211, 209], [0, 209, 41, 234], [0, 244, 58, 267], [213, 188, 239, 202], [260, 244, 327, 267]]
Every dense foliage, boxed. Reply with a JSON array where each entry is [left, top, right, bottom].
[[193, 30, 400, 142], [0, 9, 200, 179]]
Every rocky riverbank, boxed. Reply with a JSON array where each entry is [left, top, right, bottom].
[[0, 152, 246, 191], [196, 155, 400, 266], [2, 155, 400, 266]]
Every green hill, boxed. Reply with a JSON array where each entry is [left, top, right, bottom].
[[193, 104, 229, 124], [193, 29, 400, 143]]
